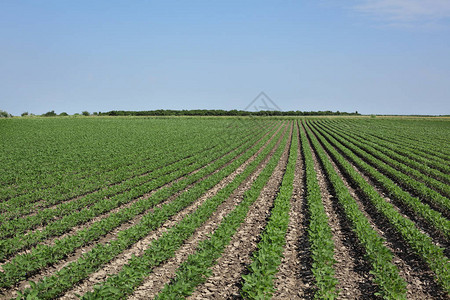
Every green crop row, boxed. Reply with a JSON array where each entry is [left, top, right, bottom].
[[240, 122, 299, 299], [0, 137, 215, 206], [336, 118, 450, 154], [1, 119, 272, 203], [304, 121, 407, 299], [1, 153, 198, 238], [0, 121, 275, 234], [316, 121, 450, 213]]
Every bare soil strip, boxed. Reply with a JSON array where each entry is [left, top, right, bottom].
[[187, 124, 293, 299], [307, 127, 369, 299], [319, 140, 448, 298], [3, 124, 284, 299], [272, 124, 308, 299], [125, 125, 289, 300]]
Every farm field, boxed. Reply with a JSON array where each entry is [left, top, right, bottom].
[[0, 116, 449, 299]]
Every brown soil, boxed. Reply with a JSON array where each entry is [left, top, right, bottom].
[[187, 122, 293, 299]]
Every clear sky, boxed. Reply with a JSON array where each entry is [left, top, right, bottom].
[[1, 0, 450, 115]]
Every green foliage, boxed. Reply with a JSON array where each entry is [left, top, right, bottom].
[[99, 109, 361, 117], [81, 111, 90, 116], [0, 109, 12, 117], [59, 112, 69, 116], [21, 112, 29, 117], [42, 110, 57, 117], [319, 120, 450, 190]]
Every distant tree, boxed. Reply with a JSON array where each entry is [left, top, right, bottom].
[[0, 110, 12, 118], [81, 111, 90, 116], [21, 112, 29, 117], [59, 112, 69, 116], [42, 110, 57, 117], [93, 112, 98, 115]]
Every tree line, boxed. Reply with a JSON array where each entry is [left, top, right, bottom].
[[99, 109, 360, 116], [1, 109, 361, 118]]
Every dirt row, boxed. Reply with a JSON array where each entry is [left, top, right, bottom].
[[304, 125, 373, 299]]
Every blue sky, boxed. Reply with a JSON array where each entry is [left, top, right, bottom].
[[1, 0, 450, 115]]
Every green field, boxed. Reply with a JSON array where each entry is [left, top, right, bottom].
[[0, 117, 449, 299]]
